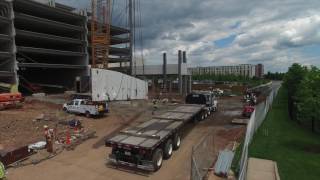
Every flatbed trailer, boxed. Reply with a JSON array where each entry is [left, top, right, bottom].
[[105, 104, 208, 171]]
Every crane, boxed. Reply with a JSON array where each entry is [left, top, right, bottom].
[[91, 0, 111, 69]]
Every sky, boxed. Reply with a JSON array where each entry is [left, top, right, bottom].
[[56, 0, 320, 72]]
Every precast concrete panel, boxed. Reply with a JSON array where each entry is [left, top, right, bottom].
[[91, 68, 148, 101]]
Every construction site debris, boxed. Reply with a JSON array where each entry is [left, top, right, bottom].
[[28, 141, 46, 151], [0, 146, 35, 167], [32, 93, 46, 97], [67, 119, 82, 129], [214, 150, 235, 177], [231, 118, 249, 125], [0, 92, 24, 110], [64, 130, 96, 151]]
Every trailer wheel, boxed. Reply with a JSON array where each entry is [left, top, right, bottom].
[[173, 134, 181, 150], [152, 148, 163, 171], [85, 111, 91, 118], [193, 116, 199, 123], [163, 139, 173, 159]]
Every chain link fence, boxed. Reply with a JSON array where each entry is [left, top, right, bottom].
[[191, 133, 216, 180], [238, 85, 281, 180]]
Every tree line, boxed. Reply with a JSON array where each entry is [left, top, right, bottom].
[[284, 63, 320, 132], [264, 71, 285, 80], [192, 74, 269, 87]]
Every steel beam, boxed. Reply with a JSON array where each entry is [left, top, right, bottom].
[[87, 22, 130, 36], [14, 0, 84, 23], [0, 34, 11, 41], [110, 36, 130, 45], [0, 16, 10, 25], [17, 46, 86, 57], [15, 13, 84, 32], [110, 25, 130, 35], [109, 47, 130, 56], [18, 63, 87, 69], [108, 57, 130, 63], [16, 30, 85, 45], [0, 52, 12, 58], [0, 71, 14, 77]]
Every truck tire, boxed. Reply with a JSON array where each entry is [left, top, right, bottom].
[[163, 139, 173, 159], [193, 116, 199, 123], [201, 113, 205, 120], [173, 134, 181, 150], [85, 111, 91, 118], [152, 148, 163, 171]]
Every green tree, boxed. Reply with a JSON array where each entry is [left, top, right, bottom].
[[283, 63, 308, 120], [295, 67, 320, 132]]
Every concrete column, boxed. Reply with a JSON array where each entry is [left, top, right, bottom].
[[188, 75, 192, 93], [178, 50, 182, 95], [129, 0, 133, 75], [163, 53, 167, 92], [183, 51, 187, 95], [183, 51, 187, 63]]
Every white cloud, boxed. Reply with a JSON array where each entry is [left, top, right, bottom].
[[56, 0, 320, 72]]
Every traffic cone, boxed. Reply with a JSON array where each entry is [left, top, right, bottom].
[[74, 127, 78, 134], [66, 130, 71, 145]]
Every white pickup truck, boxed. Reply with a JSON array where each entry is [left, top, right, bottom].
[[63, 99, 109, 117]]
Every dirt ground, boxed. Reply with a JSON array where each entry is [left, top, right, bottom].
[[0, 99, 65, 151], [2, 95, 246, 180]]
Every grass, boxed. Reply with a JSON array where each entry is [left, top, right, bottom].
[[249, 87, 320, 180]]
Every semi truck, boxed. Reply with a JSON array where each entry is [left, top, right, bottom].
[[105, 92, 217, 171], [186, 91, 218, 114]]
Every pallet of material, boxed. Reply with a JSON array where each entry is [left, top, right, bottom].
[[231, 118, 249, 125]]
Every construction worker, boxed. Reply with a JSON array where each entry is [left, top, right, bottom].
[[0, 144, 5, 180], [0, 161, 5, 180], [152, 99, 158, 115], [44, 125, 54, 153]]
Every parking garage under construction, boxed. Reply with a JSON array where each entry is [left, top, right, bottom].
[[0, 0, 131, 93]]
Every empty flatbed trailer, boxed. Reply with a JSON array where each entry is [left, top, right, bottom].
[[106, 104, 208, 171]]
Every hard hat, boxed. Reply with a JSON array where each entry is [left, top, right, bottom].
[[44, 125, 48, 129]]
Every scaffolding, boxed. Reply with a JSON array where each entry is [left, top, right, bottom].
[[91, 0, 111, 69]]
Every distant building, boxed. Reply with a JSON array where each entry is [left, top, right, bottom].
[[255, 64, 264, 78], [189, 64, 258, 78]]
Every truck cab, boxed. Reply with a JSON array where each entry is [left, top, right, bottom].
[[186, 91, 218, 114]]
